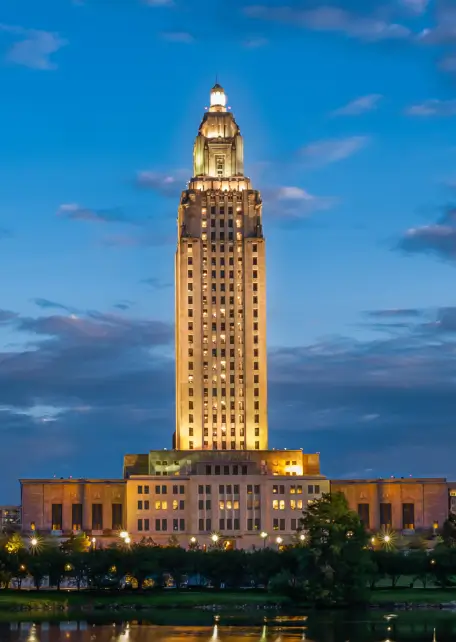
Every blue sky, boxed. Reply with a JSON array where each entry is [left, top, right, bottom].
[[1, 0, 456, 501]]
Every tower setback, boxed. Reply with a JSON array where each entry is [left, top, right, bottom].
[[175, 84, 268, 451]]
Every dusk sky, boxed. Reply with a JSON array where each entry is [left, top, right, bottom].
[[1, 0, 456, 502]]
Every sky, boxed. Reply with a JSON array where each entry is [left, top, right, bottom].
[[1, 0, 456, 502]]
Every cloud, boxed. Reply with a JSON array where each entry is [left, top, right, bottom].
[[57, 203, 139, 225], [243, 36, 268, 48], [143, 0, 173, 5], [264, 185, 337, 219], [366, 308, 423, 318], [299, 136, 369, 167], [0, 24, 67, 70], [102, 231, 174, 248], [135, 170, 187, 197], [0, 310, 18, 323], [397, 206, 456, 261], [4, 301, 456, 499], [243, 5, 411, 42], [113, 302, 133, 311], [31, 298, 75, 313], [332, 94, 383, 116], [141, 277, 173, 289], [400, 0, 430, 14], [405, 99, 456, 117], [161, 32, 194, 43]]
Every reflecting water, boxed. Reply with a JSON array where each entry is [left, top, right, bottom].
[[2, 613, 456, 642]]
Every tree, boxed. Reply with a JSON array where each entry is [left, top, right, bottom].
[[441, 514, 456, 548], [299, 492, 373, 606]]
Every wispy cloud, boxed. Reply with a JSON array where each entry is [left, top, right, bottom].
[[161, 32, 194, 43], [143, 0, 173, 5], [400, 0, 430, 15], [265, 185, 337, 219], [332, 94, 383, 116], [31, 298, 76, 313], [405, 99, 456, 117], [243, 5, 411, 42], [397, 206, 456, 261], [140, 277, 173, 289], [300, 136, 370, 167], [102, 231, 174, 248], [136, 170, 187, 197], [243, 36, 268, 48], [0, 24, 67, 70], [57, 203, 139, 225], [366, 308, 423, 319]]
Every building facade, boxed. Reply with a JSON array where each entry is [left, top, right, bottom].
[[332, 478, 449, 532], [175, 83, 267, 451], [0, 506, 21, 532], [20, 480, 126, 536], [18, 85, 453, 546]]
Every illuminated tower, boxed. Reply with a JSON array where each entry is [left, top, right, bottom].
[[175, 84, 268, 452]]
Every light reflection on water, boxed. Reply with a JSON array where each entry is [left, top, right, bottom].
[[2, 614, 456, 642]]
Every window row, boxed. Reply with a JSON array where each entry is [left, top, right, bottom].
[[272, 484, 321, 495], [138, 518, 186, 532], [272, 499, 304, 510], [50, 503, 123, 532], [358, 502, 416, 530], [138, 484, 185, 496]]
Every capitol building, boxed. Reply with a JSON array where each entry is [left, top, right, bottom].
[[20, 86, 449, 546]]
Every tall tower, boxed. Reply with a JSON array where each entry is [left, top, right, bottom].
[[175, 84, 268, 452]]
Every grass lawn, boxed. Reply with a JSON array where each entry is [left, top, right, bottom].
[[371, 589, 456, 604], [0, 589, 290, 612]]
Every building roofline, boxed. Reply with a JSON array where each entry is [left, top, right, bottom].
[[19, 478, 125, 484], [331, 478, 448, 483]]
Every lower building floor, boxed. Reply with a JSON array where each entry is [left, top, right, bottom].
[[332, 478, 449, 533]]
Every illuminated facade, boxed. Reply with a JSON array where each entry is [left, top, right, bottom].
[[175, 83, 267, 451]]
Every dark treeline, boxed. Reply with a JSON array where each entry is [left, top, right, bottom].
[[2, 494, 456, 606]]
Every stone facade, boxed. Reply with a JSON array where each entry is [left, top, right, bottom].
[[175, 84, 267, 451], [20, 479, 126, 537], [332, 478, 449, 532]]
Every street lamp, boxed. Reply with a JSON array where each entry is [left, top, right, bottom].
[[30, 537, 38, 547], [190, 536, 197, 544], [299, 533, 306, 543], [276, 536, 283, 547], [260, 531, 268, 548], [125, 536, 131, 545], [384, 535, 391, 543], [119, 531, 128, 540], [211, 533, 219, 544], [91, 537, 96, 551]]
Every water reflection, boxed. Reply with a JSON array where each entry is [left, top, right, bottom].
[[2, 613, 456, 642]]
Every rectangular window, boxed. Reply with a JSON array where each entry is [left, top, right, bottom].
[[51, 504, 62, 531], [280, 519, 285, 531], [199, 518, 204, 531], [138, 500, 143, 510], [138, 519, 143, 532], [112, 504, 123, 530], [308, 485, 314, 494], [144, 518, 150, 531], [144, 485, 150, 495], [180, 519, 185, 531], [358, 504, 370, 528], [138, 485, 143, 494], [92, 504, 103, 531], [72, 503, 82, 531], [155, 519, 161, 531], [291, 518, 297, 531], [403, 503, 415, 529], [206, 518, 212, 531], [380, 503, 392, 527], [315, 485, 320, 494], [173, 518, 179, 531], [162, 519, 168, 532]]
